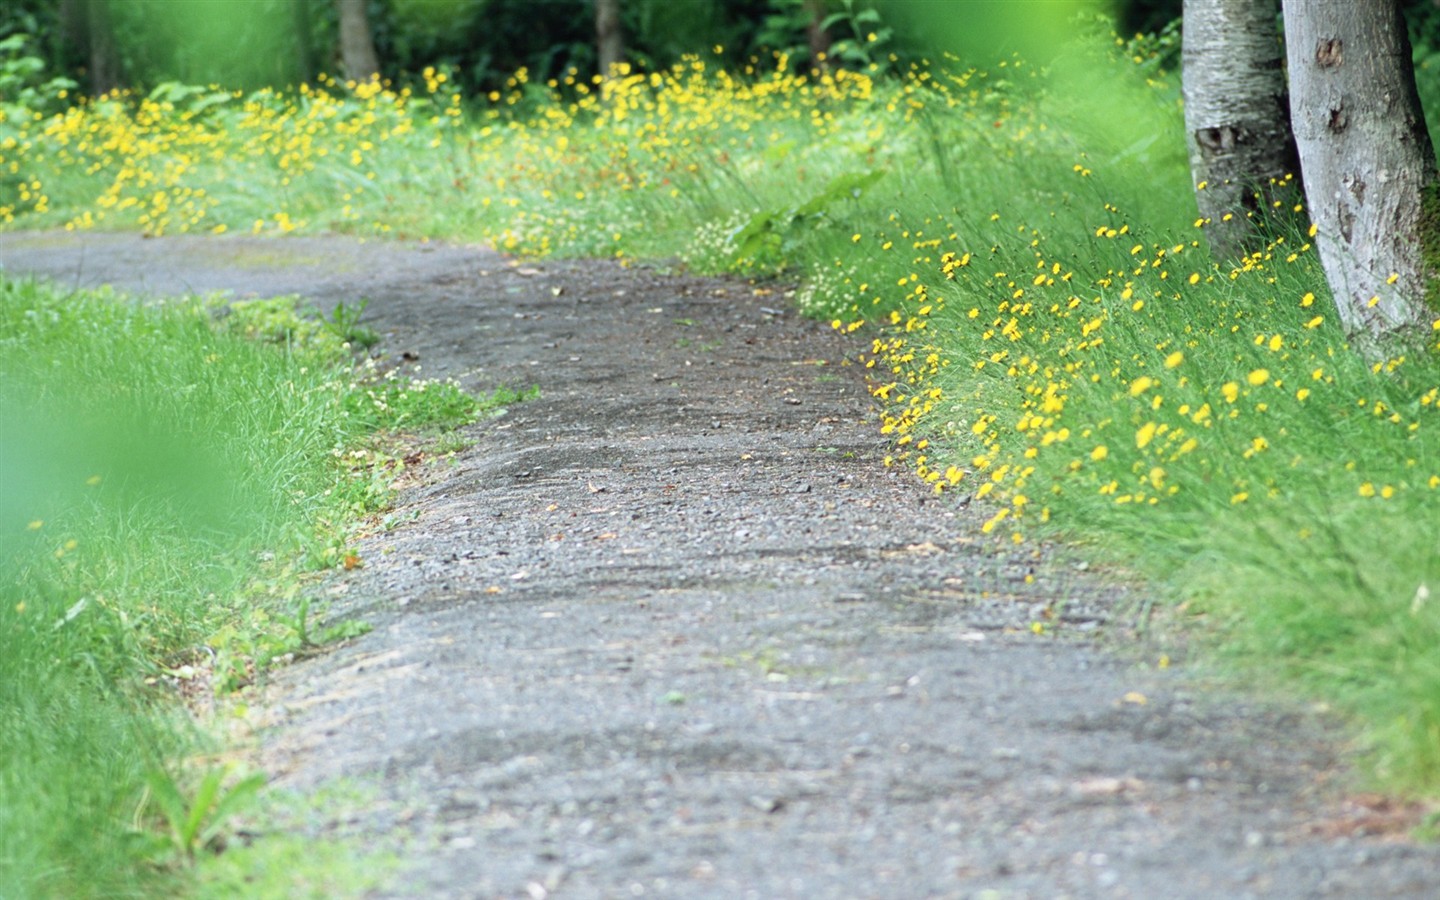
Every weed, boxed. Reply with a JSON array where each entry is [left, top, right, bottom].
[[430, 432, 475, 456], [278, 597, 373, 656], [323, 298, 381, 350], [132, 766, 266, 865]]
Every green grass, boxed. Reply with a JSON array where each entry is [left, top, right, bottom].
[[191, 779, 402, 898], [5, 22, 1440, 800], [0, 279, 498, 896]]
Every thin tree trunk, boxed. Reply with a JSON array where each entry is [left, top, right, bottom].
[[293, 0, 316, 85], [59, 0, 86, 56], [1181, 0, 1299, 261], [335, 0, 380, 83], [805, 0, 832, 69], [84, 0, 122, 96], [596, 0, 624, 78], [1283, 0, 1439, 340]]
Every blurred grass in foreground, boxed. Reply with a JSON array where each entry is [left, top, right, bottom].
[[0, 278, 489, 896]]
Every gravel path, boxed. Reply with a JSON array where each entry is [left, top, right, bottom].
[[4, 231, 1438, 898]]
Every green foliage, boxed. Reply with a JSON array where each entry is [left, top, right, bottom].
[[731, 168, 887, 271], [752, 0, 816, 64], [278, 596, 372, 655], [342, 371, 531, 433], [146, 81, 238, 114], [324, 298, 381, 350], [1407, 0, 1440, 152], [222, 295, 378, 354], [0, 32, 76, 114], [192, 779, 401, 897], [1119, 14, 1181, 78], [821, 0, 897, 72], [132, 766, 266, 864], [0, 277, 515, 892], [222, 295, 351, 355], [109, 0, 310, 91], [207, 596, 373, 693]]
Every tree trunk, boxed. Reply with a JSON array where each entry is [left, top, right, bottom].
[[805, 0, 832, 70], [59, 0, 87, 56], [595, 0, 624, 78], [292, 0, 316, 85], [335, 0, 380, 83], [1283, 0, 1439, 339], [1182, 0, 1299, 261], [83, 0, 123, 96]]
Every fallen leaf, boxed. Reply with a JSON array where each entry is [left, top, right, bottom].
[[342, 553, 362, 570], [881, 541, 945, 558], [1072, 776, 1145, 797], [1121, 691, 1148, 706]]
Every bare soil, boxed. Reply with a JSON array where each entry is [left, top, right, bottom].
[[4, 230, 1438, 899]]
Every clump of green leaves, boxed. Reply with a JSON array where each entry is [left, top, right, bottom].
[[221, 294, 351, 356], [323, 298, 381, 350], [131, 766, 266, 865], [0, 33, 77, 116], [730, 169, 886, 272]]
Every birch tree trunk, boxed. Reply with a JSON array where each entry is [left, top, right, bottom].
[[1282, 0, 1439, 339], [336, 0, 380, 83], [1182, 0, 1299, 261], [596, 0, 624, 78]]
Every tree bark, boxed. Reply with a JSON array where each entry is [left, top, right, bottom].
[[1283, 0, 1439, 339], [83, 0, 123, 96], [805, 0, 832, 70], [335, 0, 380, 83], [595, 0, 624, 78], [1182, 0, 1299, 261], [292, 0, 316, 85], [59, 0, 87, 56]]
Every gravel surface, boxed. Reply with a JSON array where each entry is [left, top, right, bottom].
[[4, 230, 1438, 899]]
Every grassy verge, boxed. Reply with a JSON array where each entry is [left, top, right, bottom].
[[4, 25, 1440, 797], [0, 278, 507, 896]]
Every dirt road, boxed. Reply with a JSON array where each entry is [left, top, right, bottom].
[[3, 230, 1436, 898]]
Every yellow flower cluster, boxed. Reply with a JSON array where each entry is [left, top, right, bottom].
[[2, 70, 463, 236], [864, 199, 1440, 543]]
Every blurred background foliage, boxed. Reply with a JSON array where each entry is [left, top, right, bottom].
[[0, 0, 1435, 123], [0, 0, 1428, 102], [0, 0, 1391, 100]]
